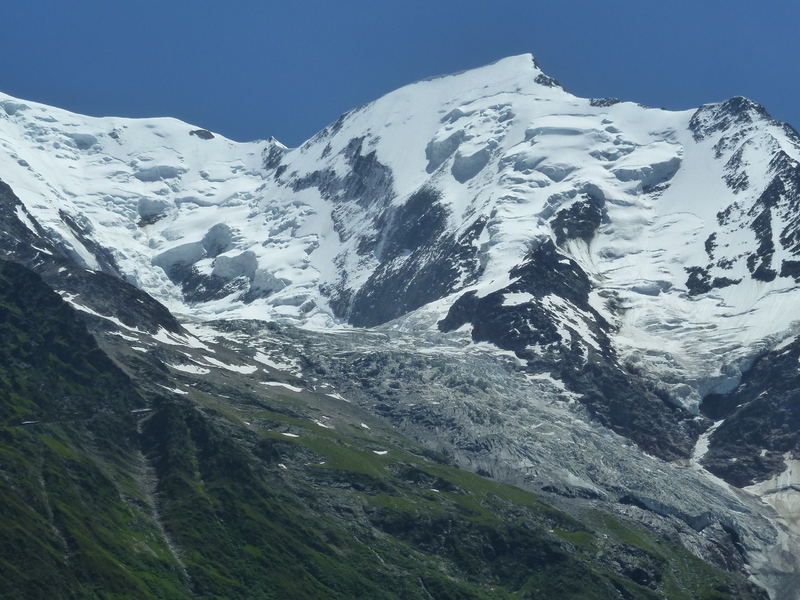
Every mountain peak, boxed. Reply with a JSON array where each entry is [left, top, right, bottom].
[[406, 53, 566, 101]]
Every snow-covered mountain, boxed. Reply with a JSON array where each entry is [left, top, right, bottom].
[[4, 54, 800, 598], [5, 56, 800, 406]]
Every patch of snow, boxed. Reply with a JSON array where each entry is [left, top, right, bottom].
[[59, 293, 145, 333], [158, 384, 189, 395], [261, 381, 304, 393], [691, 420, 725, 466], [14, 205, 38, 233], [253, 351, 302, 375], [168, 363, 211, 375], [502, 291, 535, 306], [203, 356, 258, 374], [152, 328, 210, 350], [110, 331, 139, 342]]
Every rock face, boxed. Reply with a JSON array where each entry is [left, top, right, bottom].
[[0, 180, 182, 335], [437, 238, 699, 461], [2, 55, 800, 597], [0, 259, 143, 422], [701, 336, 800, 487]]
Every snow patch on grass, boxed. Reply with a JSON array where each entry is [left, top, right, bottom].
[[261, 381, 303, 393], [203, 356, 258, 374], [168, 363, 211, 375]]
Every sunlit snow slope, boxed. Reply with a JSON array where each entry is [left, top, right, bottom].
[[2, 54, 800, 414]]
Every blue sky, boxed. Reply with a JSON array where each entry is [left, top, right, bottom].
[[3, 2, 798, 147]]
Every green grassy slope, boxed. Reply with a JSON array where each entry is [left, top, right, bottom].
[[0, 260, 767, 599]]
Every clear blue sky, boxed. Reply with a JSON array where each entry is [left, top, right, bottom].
[[3, 1, 798, 147]]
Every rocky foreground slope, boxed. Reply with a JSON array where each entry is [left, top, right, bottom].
[[2, 55, 800, 597]]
